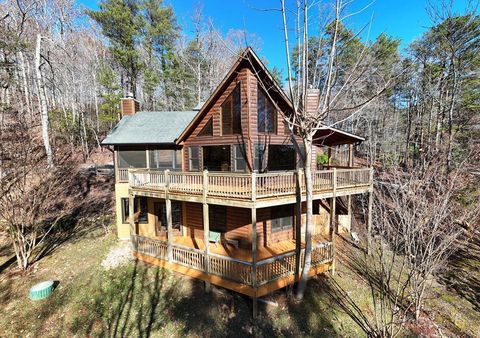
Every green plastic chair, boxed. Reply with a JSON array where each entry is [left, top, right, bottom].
[[208, 231, 221, 246]]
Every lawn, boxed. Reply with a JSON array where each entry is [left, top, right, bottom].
[[1, 226, 479, 337]]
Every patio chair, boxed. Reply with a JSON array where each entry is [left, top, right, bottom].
[[208, 230, 221, 247]]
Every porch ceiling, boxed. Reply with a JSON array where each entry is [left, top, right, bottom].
[[313, 126, 365, 146]]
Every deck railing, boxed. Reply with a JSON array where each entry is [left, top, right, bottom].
[[128, 167, 372, 200], [117, 168, 130, 183], [132, 234, 333, 287]]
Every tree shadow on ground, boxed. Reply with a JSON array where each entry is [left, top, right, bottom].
[[439, 234, 480, 311], [66, 260, 264, 338], [281, 282, 340, 337], [68, 259, 183, 337]]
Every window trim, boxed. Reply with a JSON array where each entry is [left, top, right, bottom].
[[197, 117, 213, 137], [188, 146, 200, 171], [257, 85, 277, 134], [233, 144, 247, 172], [121, 198, 129, 224], [221, 83, 242, 135]]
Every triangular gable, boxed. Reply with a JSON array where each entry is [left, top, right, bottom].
[[176, 47, 293, 144]]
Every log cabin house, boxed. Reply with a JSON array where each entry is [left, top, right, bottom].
[[102, 48, 373, 311]]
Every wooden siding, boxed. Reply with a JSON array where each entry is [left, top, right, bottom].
[[182, 65, 303, 173], [178, 201, 329, 249]]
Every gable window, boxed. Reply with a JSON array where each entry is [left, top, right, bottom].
[[271, 205, 294, 232], [149, 150, 181, 170], [257, 86, 276, 133], [198, 117, 213, 137], [222, 84, 241, 135], [233, 144, 247, 172], [209, 205, 227, 232], [189, 147, 200, 171], [254, 144, 266, 172]]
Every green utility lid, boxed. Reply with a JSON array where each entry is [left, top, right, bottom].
[[29, 281, 55, 300]]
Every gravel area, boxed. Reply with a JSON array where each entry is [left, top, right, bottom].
[[101, 241, 133, 270]]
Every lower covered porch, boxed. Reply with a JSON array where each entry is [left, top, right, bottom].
[[132, 234, 334, 297], [126, 194, 339, 298]]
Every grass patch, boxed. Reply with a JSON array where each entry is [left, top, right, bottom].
[[1, 228, 479, 337]]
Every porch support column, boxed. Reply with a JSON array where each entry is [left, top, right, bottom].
[[251, 206, 258, 318], [367, 167, 374, 255], [347, 144, 354, 232], [128, 191, 135, 244], [203, 170, 211, 292], [166, 198, 173, 261], [330, 168, 337, 275]]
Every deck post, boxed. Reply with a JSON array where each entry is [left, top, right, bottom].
[[128, 192, 135, 244], [251, 206, 258, 318], [166, 198, 173, 261], [203, 170, 211, 292], [347, 144, 354, 232], [330, 168, 337, 275], [367, 167, 374, 255]]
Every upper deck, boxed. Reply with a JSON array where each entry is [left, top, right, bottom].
[[123, 167, 373, 207]]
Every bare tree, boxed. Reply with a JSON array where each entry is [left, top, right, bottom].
[[0, 110, 73, 269], [366, 158, 479, 336], [277, 0, 393, 299]]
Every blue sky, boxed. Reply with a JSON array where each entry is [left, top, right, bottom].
[[79, 0, 474, 74]]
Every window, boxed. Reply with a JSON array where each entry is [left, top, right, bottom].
[[257, 86, 276, 133], [118, 149, 147, 168], [189, 147, 200, 171], [254, 144, 266, 172], [203, 145, 231, 171], [268, 145, 296, 171], [121, 197, 148, 224], [209, 205, 227, 232], [156, 202, 182, 231], [222, 84, 241, 135], [233, 144, 246, 172], [121, 198, 129, 224], [149, 150, 182, 170], [271, 205, 294, 232], [198, 117, 213, 137]]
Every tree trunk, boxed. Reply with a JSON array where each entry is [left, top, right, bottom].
[[34, 34, 54, 167], [296, 134, 313, 299]]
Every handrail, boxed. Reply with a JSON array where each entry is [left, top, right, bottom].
[[128, 167, 372, 200], [133, 234, 334, 286]]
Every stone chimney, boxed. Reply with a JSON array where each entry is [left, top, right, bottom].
[[120, 92, 140, 117], [305, 88, 320, 116]]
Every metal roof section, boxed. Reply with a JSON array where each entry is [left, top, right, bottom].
[[101, 110, 198, 145]]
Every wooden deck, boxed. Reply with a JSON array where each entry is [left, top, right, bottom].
[[132, 234, 334, 296], [127, 168, 373, 207]]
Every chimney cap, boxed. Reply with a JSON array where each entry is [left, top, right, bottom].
[[126, 91, 135, 99]]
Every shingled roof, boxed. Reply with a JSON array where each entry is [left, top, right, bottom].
[[101, 111, 198, 145]]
